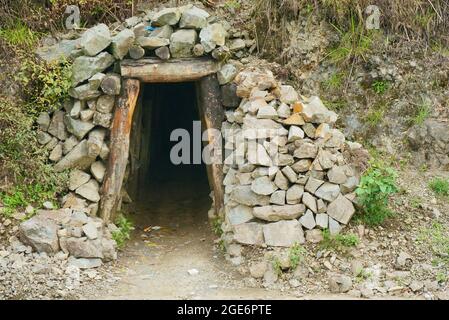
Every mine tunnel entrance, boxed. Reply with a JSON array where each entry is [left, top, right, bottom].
[[127, 82, 212, 227]]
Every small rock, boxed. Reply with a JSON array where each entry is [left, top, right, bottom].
[[188, 268, 199, 276]]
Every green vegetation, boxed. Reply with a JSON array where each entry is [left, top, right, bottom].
[[355, 161, 398, 226], [17, 57, 73, 116], [0, 20, 40, 47], [371, 80, 389, 95], [323, 72, 345, 90], [211, 216, 224, 236], [0, 96, 68, 200], [0, 184, 55, 217], [365, 102, 387, 127], [321, 229, 360, 250], [436, 271, 447, 283], [321, 98, 347, 112], [410, 101, 430, 126], [410, 196, 423, 209], [355, 268, 372, 282], [111, 215, 134, 249], [428, 177, 449, 197], [224, 0, 241, 10], [417, 222, 449, 266], [288, 243, 305, 269], [271, 257, 283, 276], [327, 15, 374, 65]]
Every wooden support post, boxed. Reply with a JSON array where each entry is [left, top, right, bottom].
[[100, 79, 140, 222], [197, 74, 225, 217]]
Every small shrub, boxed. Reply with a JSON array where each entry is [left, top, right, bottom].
[[355, 162, 398, 226], [16, 55, 72, 115], [288, 243, 305, 269], [112, 215, 134, 249], [428, 177, 449, 197]]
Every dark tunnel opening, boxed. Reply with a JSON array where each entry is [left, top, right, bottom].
[[132, 82, 212, 222]]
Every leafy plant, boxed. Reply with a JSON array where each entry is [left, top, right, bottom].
[[365, 107, 385, 127], [288, 243, 305, 269], [436, 272, 447, 283], [428, 177, 449, 197], [371, 80, 389, 94], [16, 56, 72, 115], [0, 96, 68, 194], [211, 216, 224, 236], [112, 215, 134, 249], [355, 162, 398, 226]]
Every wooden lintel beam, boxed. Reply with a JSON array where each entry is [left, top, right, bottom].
[[120, 57, 221, 83]]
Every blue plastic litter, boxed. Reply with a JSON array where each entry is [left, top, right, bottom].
[[145, 26, 157, 32]]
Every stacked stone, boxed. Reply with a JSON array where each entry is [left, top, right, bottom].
[[220, 68, 366, 248], [19, 209, 117, 268], [37, 4, 248, 64]]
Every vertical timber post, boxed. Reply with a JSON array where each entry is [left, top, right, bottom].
[[100, 78, 140, 222], [197, 74, 225, 218]]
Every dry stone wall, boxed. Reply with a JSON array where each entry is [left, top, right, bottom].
[[219, 68, 368, 248]]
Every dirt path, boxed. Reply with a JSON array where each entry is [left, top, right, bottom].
[[87, 175, 303, 300]]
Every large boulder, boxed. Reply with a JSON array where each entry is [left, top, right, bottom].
[[36, 39, 79, 64], [233, 222, 264, 245], [64, 115, 95, 140], [199, 23, 227, 53], [19, 216, 60, 254], [180, 6, 210, 29], [152, 8, 181, 26], [263, 220, 305, 247], [54, 140, 96, 172], [110, 28, 135, 60], [230, 185, 270, 206], [72, 52, 115, 86], [79, 24, 112, 56], [169, 29, 197, 58], [326, 194, 355, 225], [301, 96, 338, 124]]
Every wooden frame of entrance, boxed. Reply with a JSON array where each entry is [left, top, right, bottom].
[[99, 57, 224, 222]]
